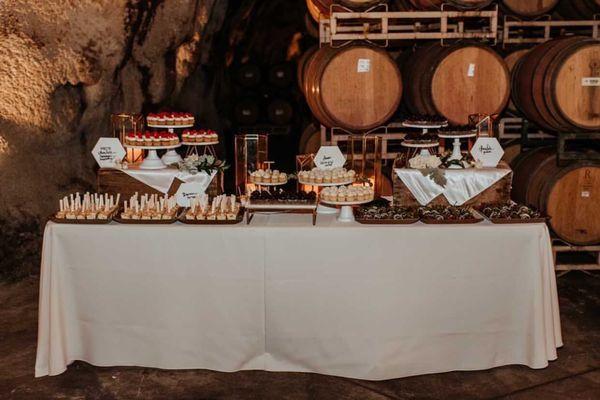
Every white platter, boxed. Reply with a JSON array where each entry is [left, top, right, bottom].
[[147, 123, 194, 129], [401, 142, 439, 148], [249, 180, 288, 186], [182, 141, 219, 146], [320, 198, 374, 206], [402, 122, 448, 129], [298, 179, 354, 187], [124, 143, 181, 150]]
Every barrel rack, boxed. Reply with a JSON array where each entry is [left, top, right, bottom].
[[553, 239, 600, 275], [502, 15, 600, 46]]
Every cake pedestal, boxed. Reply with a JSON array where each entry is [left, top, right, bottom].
[[124, 144, 182, 170], [298, 179, 355, 215], [320, 198, 373, 222], [147, 123, 194, 165], [438, 131, 477, 169]]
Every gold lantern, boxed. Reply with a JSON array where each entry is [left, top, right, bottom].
[[347, 134, 384, 196], [234, 134, 269, 195], [111, 113, 144, 163]]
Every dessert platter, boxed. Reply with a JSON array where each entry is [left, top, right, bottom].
[[180, 194, 243, 225], [401, 115, 448, 131], [52, 192, 120, 224], [114, 193, 180, 224], [146, 112, 195, 128], [437, 125, 478, 169], [477, 202, 546, 224], [297, 167, 356, 186], [418, 205, 483, 224], [246, 189, 318, 225], [319, 185, 375, 222], [181, 129, 219, 146], [355, 202, 419, 225], [248, 169, 289, 186], [123, 131, 181, 170]]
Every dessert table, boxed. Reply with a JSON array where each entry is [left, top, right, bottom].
[[35, 214, 562, 380]]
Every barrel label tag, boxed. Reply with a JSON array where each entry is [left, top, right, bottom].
[[467, 63, 476, 77], [581, 191, 590, 198], [357, 59, 371, 73], [582, 77, 600, 86]]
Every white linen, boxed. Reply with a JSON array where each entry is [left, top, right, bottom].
[[117, 166, 215, 194], [395, 167, 511, 205], [36, 215, 562, 380]]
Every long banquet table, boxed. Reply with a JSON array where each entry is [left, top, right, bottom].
[[36, 214, 562, 380]]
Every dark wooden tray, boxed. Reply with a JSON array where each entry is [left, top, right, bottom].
[[50, 216, 112, 225], [113, 216, 179, 224], [421, 217, 483, 225], [488, 217, 548, 224], [355, 217, 419, 225], [179, 207, 245, 225]]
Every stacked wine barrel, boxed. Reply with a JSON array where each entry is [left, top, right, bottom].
[[300, 45, 403, 131], [501, 0, 560, 17], [555, 0, 600, 20], [403, 43, 511, 125], [307, 0, 389, 20], [512, 147, 600, 245], [511, 37, 600, 132]]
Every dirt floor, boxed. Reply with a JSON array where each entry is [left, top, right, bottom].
[[0, 272, 599, 400]]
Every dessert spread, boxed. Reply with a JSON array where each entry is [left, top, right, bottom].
[[249, 189, 317, 204], [147, 112, 194, 126], [320, 185, 374, 203], [249, 169, 288, 184], [298, 167, 356, 184], [55, 192, 120, 220], [184, 194, 241, 221], [124, 131, 179, 147], [182, 129, 219, 144], [480, 202, 542, 220], [120, 193, 179, 220]]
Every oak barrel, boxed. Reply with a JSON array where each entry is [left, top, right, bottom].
[[512, 147, 600, 245], [504, 49, 530, 114], [303, 45, 402, 131], [512, 37, 600, 132], [307, 0, 388, 21], [403, 43, 510, 125], [501, 0, 559, 17], [298, 123, 321, 154], [555, 0, 600, 20], [404, 0, 493, 10]]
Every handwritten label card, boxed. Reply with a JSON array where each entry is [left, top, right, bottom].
[[176, 182, 206, 207], [92, 138, 126, 168], [314, 146, 346, 170], [470, 137, 504, 167]]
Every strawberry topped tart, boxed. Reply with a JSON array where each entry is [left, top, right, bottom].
[[124, 131, 180, 147], [181, 129, 219, 144], [146, 112, 194, 126]]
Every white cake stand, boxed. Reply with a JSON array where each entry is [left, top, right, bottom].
[[438, 131, 477, 169], [124, 143, 181, 169], [147, 122, 194, 164], [401, 121, 448, 134], [298, 179, 356, 214], [320, 198, 374, 222]]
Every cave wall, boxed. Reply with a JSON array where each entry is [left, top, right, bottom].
[[0, 0, 227, 280]]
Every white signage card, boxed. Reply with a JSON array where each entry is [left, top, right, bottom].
[[92, 138, 126, 168], [467, 63, 476, 77], [357, 58, 371, 73], [176, 182, 206, 207], [582, 77, 600, 87], [470, 137, 504, 168], [314, 146, 346, 170]]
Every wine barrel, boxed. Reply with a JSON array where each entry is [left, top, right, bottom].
[[303, 45, 402, 131], [307, 0, 389, 21], [299, 123, 321, 154], [304, 12, 319, 38], [512, 147, 600, 245], [504, 49, 530, 114], [501, 0, 559, 17], [500, 140, 521, 164], [297, 46, 318, 91], [405, 0, 493, 10], [403, 43, 510, 125], [234, 98, 260, 125], [267, 99, 294, 125], [512, 37, 600, 132], [555, 0, 600, 20], [236, 64, 261, 88], [268, 63, 294, 88]]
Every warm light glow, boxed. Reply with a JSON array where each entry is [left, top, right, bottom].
[[0, 135, 8, 155]]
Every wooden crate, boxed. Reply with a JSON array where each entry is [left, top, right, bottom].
[[393, 165, 513, 207]]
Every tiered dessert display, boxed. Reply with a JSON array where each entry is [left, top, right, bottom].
[[181, 194, 243, 224], [182, 129, 219, 157], [319, 185, 375, 222], [146, 112, 195, 166], [297, 167, 356, 186], [53, 192, 120, 223], [246, 189, 318, 225], [437, 126, 478, 169], [115, 193, 180, 224], [123, 131, 181, 170], [248, 169, 289, 186]]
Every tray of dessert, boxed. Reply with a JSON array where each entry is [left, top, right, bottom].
[[437, 125, 478, 138], [477, 201, 547, 224], [249, 169, 288, 186], [355, 202, 419, 224], [418, 205, 483, 224], [319, 185, 374, 205], [401, 132, 439, 148], [123, 131, 180, 148], [180, 194, 244, 224], [297, 167, 356, 186], [51, 192, 120, 224], [247, 190, 317, 210], [401, 115, 448, 129], [181, 129, 219, 145], [114, 193, 180, 224], [146, 112, 194, 128]]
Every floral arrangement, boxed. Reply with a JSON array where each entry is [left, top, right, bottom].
[[177, 154, 228, 175]]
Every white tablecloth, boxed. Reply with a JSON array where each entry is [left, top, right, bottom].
[[395, 167, 511, 205], [117, 166, 214, 194], [36, 215, 562, 380]]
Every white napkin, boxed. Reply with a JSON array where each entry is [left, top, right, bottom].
[[116, 166, 216, 194]]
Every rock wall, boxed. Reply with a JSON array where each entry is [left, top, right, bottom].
[[0, 0, 227, 280]]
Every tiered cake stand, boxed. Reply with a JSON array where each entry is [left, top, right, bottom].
[[146, 122, 194, 164], [183, 140, 219, 157], [320, 197, 373, 222], [401, 121, 448, 134], [298, 179, 355, 215], [438, 130, 477, 168], [124, 143, 182, 169], [400, 141, 439, 160]]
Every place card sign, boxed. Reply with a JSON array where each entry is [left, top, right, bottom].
[[176, 182, 206, 207], [92, 138, 126, 168], [314, 146, 346, 170], [470, 137, 504, 168]]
